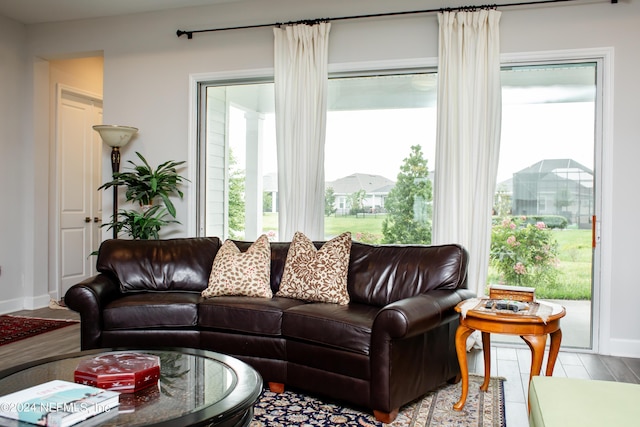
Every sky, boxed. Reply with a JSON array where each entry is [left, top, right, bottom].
[[497, 102, 594, 183], [233, 100, 595, 186], [237, 109, 433, 183], [226, 62, 597, 194]]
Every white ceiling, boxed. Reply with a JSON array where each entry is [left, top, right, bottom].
[[1, 0, 605, 26], [0, 0, 244, 24]]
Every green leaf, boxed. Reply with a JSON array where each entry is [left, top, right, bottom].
[[97, 151, 187, 236]]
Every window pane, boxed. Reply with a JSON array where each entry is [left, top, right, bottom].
[[490, 63, 596, 349], [202, 83, 277, 241], [325, 73, 437, 244]]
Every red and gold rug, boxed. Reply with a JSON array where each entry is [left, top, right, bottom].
[[0, 315, 78, 346]]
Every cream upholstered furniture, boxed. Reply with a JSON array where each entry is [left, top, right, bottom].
[[528, 376, 640, 427]]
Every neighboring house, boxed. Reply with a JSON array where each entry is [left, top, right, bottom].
[[326, 173, 395, 215], [497, 159, 594, 228], [262, 172, 395, 215]]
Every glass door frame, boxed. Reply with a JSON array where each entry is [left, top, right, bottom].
[[500, 47, 614, 354]]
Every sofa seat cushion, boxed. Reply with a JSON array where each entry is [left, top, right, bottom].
[[103, 293, 201, 330], [282, 303, 379, 355], [199, 296, 306, 336]]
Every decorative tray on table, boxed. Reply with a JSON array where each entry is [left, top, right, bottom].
[[74, 352, 160, 393]]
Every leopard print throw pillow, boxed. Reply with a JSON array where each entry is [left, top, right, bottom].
[[202, 234, 272, 298]]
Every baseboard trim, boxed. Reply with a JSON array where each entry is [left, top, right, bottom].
[[24, 294, 53, 310], [0, 298, 25, 315], [0, 294, 52, 313], [608, 338, 640, 358]]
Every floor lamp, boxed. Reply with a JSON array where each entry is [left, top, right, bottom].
[[93, 125, 138, 239]]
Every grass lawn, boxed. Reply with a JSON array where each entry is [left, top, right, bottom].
[[546, 228, 592, 300], [262, 213, 384, 239], [262, 213, 592, 300]]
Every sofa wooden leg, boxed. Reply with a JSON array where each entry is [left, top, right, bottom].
[[268, 382, 285, 393], [448, 374, 462, 384], [373, 408, 399, 423]]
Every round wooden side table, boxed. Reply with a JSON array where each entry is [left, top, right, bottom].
[[452, 299, 566, 411]]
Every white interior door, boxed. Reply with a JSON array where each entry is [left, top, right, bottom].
[[58, 88, 103, 297]]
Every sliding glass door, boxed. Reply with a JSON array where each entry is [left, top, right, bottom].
[[491, 62, 599, 349]]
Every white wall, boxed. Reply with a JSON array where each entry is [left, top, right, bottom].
[[0, 15, 27, 312], [3, 0, 640, 356]]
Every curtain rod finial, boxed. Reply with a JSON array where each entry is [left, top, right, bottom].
[[176, 29, 193, 39]]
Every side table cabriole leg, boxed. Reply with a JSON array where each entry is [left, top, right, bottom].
[[480, 332, 491, 392], [521, 334, 548, 382], [453, 324, 475, 411], [546, 328, 563, 376]]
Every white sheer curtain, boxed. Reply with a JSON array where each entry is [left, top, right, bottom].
[[273, 22, 331, 241], [432, 10, 502, 296]]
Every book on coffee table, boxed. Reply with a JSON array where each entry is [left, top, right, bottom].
[[0, 380, 119, 427]]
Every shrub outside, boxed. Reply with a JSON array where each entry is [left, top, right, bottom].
[[490, 216, 560, 288]]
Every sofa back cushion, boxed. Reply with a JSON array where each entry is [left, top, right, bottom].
[[347, 242, 469, 306], [97, 237, 221, 293], [237, 239, 468, 306]]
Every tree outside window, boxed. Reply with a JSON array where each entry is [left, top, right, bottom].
[[382, 145, 432, 244]]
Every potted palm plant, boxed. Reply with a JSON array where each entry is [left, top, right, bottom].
[[104, 206, 179, 240], [99, 152, 187, 239]]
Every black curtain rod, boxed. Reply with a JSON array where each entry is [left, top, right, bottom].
[[176, 0, 615, 39]]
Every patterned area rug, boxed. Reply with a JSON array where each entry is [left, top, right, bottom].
[[0, 315, 79, 346], [251, 374, 505, 427]]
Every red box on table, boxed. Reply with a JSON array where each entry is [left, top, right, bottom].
[[74, 352, 160, 393]]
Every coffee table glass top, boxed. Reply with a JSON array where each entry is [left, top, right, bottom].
[[0, 348, 262, 427]]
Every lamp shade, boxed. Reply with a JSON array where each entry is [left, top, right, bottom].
[[93, 125, 138, 148]]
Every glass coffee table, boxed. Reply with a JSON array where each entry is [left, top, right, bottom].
[[0, 348, 262, 427]]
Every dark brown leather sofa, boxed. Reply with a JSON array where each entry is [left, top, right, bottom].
[[65, 237, 475, 422]]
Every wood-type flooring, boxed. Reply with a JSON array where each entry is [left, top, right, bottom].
[[2, 307, 639, 427]]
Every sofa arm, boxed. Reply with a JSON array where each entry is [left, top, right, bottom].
[[64, 274, 123, 349], [370, 288, 475, 414], [372, 289, 475, 340]]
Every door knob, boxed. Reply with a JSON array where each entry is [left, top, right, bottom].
[[94, 217, 101, 223], [85, 217, 91, 223]]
